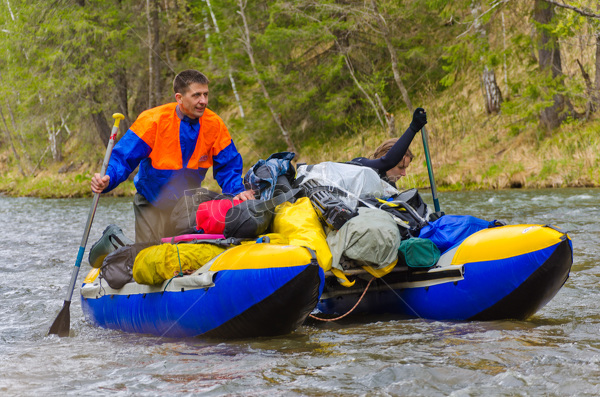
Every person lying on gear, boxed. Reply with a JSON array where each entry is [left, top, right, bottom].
[[349, 107, 427, 186], [91, 69, 254, 243]]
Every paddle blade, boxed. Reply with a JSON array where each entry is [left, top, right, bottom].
[[48, 300, 71, 337]]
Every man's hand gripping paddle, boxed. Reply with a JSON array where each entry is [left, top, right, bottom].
[[48, 113, 125, 337]]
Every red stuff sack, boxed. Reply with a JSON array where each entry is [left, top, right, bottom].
[[196, 199, 243, 234]]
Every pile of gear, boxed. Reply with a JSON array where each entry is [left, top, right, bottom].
[[90, 152, 498, 291]]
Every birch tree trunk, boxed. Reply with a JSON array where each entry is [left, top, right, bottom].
[[203, 5, 213, 65], [147, 0, 161, 108], [206, 0, 245, 118], [375, 93, 396, 137], [595, 27, 600, 109], [46, 121, 62, 162], [369, 0, 413, 112], [237, 0, 296, 152], [596, 2, 600, 108], [31, 119, 72, 176], [501, 11, 509, 99], [482, 66, 503, 114], [472, 2, 503, 114]]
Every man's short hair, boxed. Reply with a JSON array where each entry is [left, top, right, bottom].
[[173, 70, 210, 94]]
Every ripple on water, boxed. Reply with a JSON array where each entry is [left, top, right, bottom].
[[0, 191, 598, 395]]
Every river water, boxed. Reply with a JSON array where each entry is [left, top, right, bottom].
[[0, 188, 598, 396]]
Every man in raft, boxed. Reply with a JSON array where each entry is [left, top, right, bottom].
[[91, 69, 255, 243]]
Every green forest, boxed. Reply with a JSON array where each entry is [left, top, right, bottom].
[[0, 0, 599, 198]]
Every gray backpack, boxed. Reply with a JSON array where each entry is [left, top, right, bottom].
[[99, 243, 154, 289], [326, 207, 401, 270]]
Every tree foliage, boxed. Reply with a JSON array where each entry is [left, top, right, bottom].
[[0, 0, 598, 174]]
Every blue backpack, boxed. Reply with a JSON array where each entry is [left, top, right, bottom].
[[418, 215, 504, 254]]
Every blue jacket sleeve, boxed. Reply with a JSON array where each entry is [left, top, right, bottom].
[[212, 141, 245, 196], [104, 130, 152, 193]]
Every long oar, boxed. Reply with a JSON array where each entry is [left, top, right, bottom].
[[48, 113, 125, 337], [421, 125, 441, 213]]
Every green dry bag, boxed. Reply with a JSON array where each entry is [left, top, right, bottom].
[[398, 238, 441, 268]]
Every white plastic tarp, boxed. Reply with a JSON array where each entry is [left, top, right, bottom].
[[296, 162, 399, 208]]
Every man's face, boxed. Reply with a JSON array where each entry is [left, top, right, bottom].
[[385, 155, 412, 183], [175, 82, 209, 119]]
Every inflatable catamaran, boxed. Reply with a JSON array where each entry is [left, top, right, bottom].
[[316, 223, 572, 321], [80, 160, 573, 338], [81, 243, 324, 338]]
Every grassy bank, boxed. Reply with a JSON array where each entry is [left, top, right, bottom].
[[1, 104, 598, 199], [2, 1, 599, 200], [2, 58, 600, 199]]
